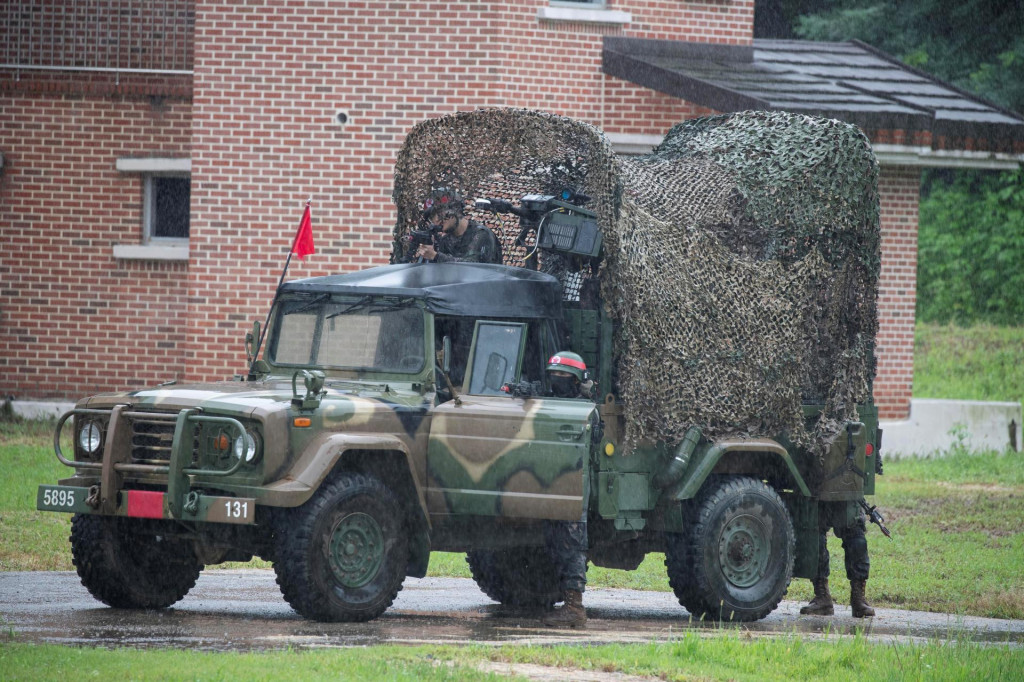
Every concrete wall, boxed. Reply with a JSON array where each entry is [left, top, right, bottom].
[[880, 399, 1023, 457]]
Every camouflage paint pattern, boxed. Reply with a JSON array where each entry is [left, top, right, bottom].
[[426, 395, 596, 521], [41, 371, 598, 528]]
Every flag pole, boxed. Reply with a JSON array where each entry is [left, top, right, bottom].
[[250, 199, 313, 375], [274, 197, 313, 291]]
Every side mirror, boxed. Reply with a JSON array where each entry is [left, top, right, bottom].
[[292, 369, 326, 410], [441, 335, 452, 374], [482, 352, 509, 391], [245, 320, 261, 365]]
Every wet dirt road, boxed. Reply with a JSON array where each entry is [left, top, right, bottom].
[[2, 570, 1021, 650]]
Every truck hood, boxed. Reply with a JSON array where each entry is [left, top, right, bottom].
[[80, 378, 427, 419]]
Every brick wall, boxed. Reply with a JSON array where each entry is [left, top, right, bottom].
[[182, 0, 756, 383], [874, 166, 920, 420], [2, 0, 923, 420], [0, 94, 192, 398]]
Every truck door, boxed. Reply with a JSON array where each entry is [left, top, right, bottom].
[[426, 320, 595, 522]]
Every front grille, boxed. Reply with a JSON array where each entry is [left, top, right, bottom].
[[128, 413, 199, 465]]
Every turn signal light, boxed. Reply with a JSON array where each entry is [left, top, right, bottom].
[[293, 417, 312, 428], [214, 433, 230, 452]]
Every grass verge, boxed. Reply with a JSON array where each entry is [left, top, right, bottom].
[[2, 633, 1022, 682]]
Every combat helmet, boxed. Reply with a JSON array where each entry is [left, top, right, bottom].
[[546, 351, 587, 382], [422, 187, 464, 219]]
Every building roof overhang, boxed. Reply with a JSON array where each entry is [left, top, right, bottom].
[[602, 37, 1024, 166]]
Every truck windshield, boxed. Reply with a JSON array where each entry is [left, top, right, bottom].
[[269, 296, 425, 372]]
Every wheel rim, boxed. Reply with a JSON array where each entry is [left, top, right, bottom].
[[327, 512, 384, 588], [718, 513, 769, 588]]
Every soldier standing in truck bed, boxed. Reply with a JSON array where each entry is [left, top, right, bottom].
[[415, 189, 502, 264]]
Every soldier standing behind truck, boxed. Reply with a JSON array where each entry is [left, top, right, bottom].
[[801, 502, 875, 618]]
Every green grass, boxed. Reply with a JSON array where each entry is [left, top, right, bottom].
[[2, 633, 1021, 681], [0, 418, 73, 571], [0, 643, 503, 681], [914, 321, 1024, 404]]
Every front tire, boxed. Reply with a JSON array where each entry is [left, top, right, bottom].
[[273, 473, 408, 622], [666, 476, 794, 622], [70, 514, 201, 609], [466, 547, 561, 608]]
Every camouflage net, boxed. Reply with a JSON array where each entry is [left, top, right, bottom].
[[392, 109, 880, 453]]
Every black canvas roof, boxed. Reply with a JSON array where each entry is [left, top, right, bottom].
[[603, 37, 1024, 145], [280, 263, 565, 319]]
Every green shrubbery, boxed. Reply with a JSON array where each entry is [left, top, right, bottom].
[[917, 169, 1024, 326]]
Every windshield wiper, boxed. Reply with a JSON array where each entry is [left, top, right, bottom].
[[287, 293, 330, 316], [325, 296, 417, 320]]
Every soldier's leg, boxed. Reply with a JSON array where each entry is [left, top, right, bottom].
[[542, 520, 587, 627], [800, 517, 834, 615], [838, 509, 874, 617]]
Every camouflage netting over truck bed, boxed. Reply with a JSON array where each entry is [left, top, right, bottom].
[[392, 108, 880, 453]]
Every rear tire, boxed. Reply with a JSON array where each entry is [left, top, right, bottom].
[[273, 473, 408, 622], [70, 514, 201, 609], [666, 476, 794, 622], [466, 547, 561, 608]]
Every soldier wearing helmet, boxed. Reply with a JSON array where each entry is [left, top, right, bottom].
[[546, 351, 594, 399], [416, 188, 502, 264], [541, 351, 594, 628]]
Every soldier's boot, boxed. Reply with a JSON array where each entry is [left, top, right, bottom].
[[541, 590, 587, 628], [799, 577, 835, 616], [850, 579, 875, 618]]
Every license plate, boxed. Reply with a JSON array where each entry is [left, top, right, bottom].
[[37, 485, 91, 514], [203, 496, 256, 524]]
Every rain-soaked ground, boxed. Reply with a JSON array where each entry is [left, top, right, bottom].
[[1, 570, 1021, 651]]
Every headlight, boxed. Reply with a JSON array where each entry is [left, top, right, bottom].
[[233, 429, 261, 464], [78, 421, 102, 455]]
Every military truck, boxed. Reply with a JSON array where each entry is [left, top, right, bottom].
[[37, 258, 881, 622], [38, 109, 884, 623]]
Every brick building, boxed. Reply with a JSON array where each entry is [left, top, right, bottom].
[[2, 1, 1022, 420]]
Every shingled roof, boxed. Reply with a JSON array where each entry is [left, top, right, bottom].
[[603, 37, 1024, 151]]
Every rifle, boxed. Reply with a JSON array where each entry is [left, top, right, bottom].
[[859, 499, 893, 539], [404, 223, 442, 262]]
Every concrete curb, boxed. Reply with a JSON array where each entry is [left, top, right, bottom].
[[3, 399, 76, 420]]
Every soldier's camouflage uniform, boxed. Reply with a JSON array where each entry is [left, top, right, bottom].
[[434, 221, 502, 264], [815, 501, 870, 581], [543, 383, 593, 595], [544, 518, 588, 593]]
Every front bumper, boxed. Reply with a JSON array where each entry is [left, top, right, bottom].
[[39, 406, 258, 525], [37, 484, 256, 524]]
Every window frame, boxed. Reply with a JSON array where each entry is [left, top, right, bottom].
[[143, 173, 191, 244], [538, 1, 630, 25], [113, 156, 191, 261]]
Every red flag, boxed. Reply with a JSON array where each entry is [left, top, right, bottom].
[[291, 202, 315, 260]]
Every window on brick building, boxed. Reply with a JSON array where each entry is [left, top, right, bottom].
[[145, 175, 190, 241], [539, 2, 629, 24], [114, 157, 191, 261]]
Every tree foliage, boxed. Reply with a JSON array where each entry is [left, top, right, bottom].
[[755, 1, 1024, 325], [917, 169, 1024, 325]]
